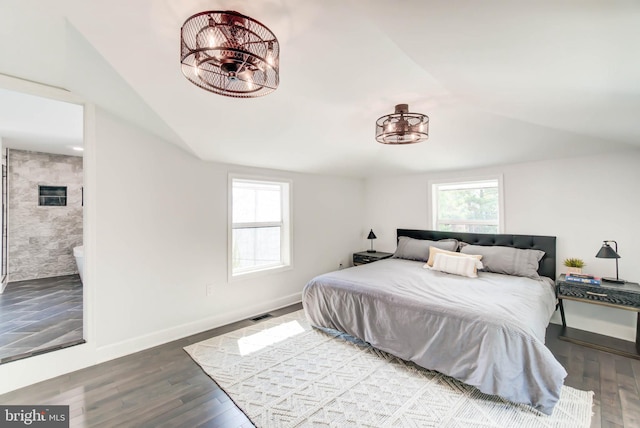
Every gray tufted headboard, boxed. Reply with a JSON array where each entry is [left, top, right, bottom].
[[397, 229, 557, 280]]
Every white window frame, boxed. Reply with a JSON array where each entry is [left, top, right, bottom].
[[228, 174, 293, 281], [428, 175, 504, 233]]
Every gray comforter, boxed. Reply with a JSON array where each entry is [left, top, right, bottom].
[[302, 258, 567, 415]]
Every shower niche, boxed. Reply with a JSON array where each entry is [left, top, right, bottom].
[[38, 185, 67, 206]]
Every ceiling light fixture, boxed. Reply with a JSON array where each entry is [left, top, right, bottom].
[[375, 104, 429, 144], [180, 10, 279, 98]]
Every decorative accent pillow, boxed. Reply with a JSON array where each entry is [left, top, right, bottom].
[[460, 245, 545, 279], [429, 253, 484, 278], [425, 246, 482, 268], [392, 237, 459, 262]]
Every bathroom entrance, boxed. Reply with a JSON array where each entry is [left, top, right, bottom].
[[0, 85, 85, 364]]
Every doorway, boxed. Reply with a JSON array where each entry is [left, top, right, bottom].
[[0, 84, 85, 364]]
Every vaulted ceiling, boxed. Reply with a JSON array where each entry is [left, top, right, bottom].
[[1, 0, 638, 177]]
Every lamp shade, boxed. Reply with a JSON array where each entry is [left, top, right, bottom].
[[596, 243, 620, 259], [367, 229, 377, 240]]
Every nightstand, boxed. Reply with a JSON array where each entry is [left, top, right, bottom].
[[353, 251, 393, 266], [556, 274, 640, 359]]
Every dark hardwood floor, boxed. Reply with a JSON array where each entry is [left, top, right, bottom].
[[546, 323, 640, 428], [0, 275, 84, 364], [0, 303, 638, 427]]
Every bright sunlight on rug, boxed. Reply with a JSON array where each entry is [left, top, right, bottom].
[[184, 310, 592, 427]]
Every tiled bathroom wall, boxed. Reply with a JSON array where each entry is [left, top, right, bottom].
[[8, 149, 83, 282]]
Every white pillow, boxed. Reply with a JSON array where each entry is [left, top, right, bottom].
[[426, 246, 482, 267], [430, 253, 484, 278]]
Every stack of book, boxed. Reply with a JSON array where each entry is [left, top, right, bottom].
[[565, 273, 601, 285]]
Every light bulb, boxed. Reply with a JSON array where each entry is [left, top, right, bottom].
[[196, 17, 219, 50], [239, 68, 255, 90], [386, 121, 395, 133], [266, 41, 275, 66]]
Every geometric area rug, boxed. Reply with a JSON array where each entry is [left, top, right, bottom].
[[184, 310, 593, 428]]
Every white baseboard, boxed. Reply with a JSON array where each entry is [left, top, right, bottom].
[[96, 292, 302, 363], [0, 342, 97, 395]]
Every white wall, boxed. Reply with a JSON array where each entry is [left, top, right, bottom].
[[92, 109, 364, 352], [364, 149, 640, 341], [0, 108, 365, 393]]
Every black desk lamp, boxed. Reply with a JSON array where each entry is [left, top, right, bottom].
[[367, 229, 377, 253], [596, 240, 625, 284]]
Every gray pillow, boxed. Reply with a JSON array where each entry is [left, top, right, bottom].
[[460, 244, 544, 279], [393, 237, 459, 262]]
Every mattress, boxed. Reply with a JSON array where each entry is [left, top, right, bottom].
[[302, 258, 567, 415]]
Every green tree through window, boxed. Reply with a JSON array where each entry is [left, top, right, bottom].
[[432, 179, 501, 233]]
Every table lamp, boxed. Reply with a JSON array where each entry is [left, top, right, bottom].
[[367, 229, 377, 253], [595, 240, 625, 284]]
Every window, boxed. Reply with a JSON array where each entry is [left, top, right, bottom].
[[431, 177, 503, 233], [230, 176, 291, 277]]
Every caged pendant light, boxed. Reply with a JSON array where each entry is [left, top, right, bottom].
[[180, 10, 279, 98], [376, 104, 429, 144]]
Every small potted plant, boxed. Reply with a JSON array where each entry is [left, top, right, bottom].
[[564, 258, 585, 274]]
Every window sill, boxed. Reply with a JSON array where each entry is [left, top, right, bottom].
[[229, 263, 293, 283]]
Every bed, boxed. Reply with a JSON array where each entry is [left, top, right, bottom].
[[302, 229, 567, 415]]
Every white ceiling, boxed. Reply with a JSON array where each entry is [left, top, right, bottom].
[[0, 87, 83, 156], [0, 0, 638, 177]]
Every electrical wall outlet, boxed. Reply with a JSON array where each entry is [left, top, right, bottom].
[[206, 284, 215, 296]]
